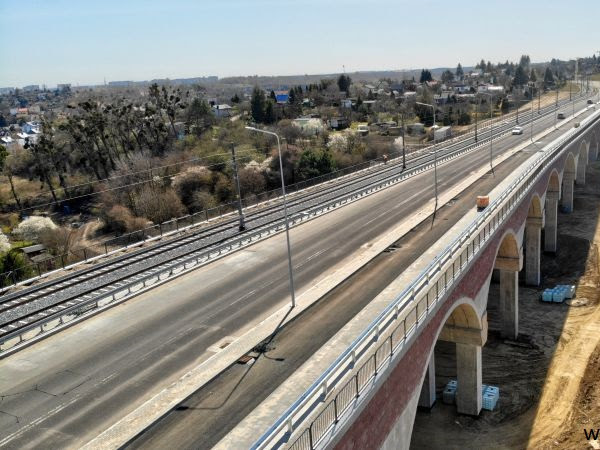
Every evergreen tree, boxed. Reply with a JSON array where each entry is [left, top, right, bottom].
[[251, 86, 266, 123], [337, 74, 351, 92], [543, 67, 555, 87], [419, 69, 433, 83], [456, 63, 464, 79], [513, 65, 529, 86], [529, 68, 537, 83], [264, 100, 276, 124], [269, 90, 276, 101]]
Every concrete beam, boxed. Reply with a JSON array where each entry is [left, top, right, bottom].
[[418, 353, 436, 409], [562, 177, 574, 212], [499, 269, 518, 339], [439, 316, 488, 347], [576, 159, 586, 185], [525, 224, 541, 286], [494, 252, 523, 272], [544, 194, 558, 253], [456, 343, 482, 416]]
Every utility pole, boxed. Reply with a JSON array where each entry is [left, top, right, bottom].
[[537, 83, 541, 114], [230, 143, 246, 231], [401, 111, 406, 169], [474, 97, 480, 142]]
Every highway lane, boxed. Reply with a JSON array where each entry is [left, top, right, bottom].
[[0, 95, 594, 449]]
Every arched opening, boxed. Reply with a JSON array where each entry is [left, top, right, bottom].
[[411, 299, 487, 448], [576, 140, 588, 185], [562, 152, 577, 213], [544, 170, 561, 253], [591, 131, 599, 161], [487, 231, 522, 340], [524, 195, 543, 286]]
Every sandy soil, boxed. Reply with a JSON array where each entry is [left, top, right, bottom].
[[411, 160, 600, 450]]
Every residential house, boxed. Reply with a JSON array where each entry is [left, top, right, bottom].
[[275, 91, 289, 104], [212, 104, 232, 118], [329, 117, 349, 130]]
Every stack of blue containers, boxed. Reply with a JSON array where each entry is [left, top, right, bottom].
[[442, 380, 457, 404], [481, 384, 500, 411], [442, 380, 499, 410], [541, 284, 576, 303]]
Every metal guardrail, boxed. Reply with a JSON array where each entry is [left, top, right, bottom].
[[0, 96, 590, 354], [252, 107, 600, 450]]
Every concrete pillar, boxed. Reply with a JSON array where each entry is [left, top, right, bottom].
[[418, 353, 436, 409], [525, 224, 541, 286], [455, 343, 482, 416], [562, 176, 574, 213], [499, 269, 518, 339], [576, 159, 586, 185], [544, 192, 558, 253]]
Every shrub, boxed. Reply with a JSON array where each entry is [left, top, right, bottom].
[[0, 230, 10, 253], [133, 186, 186, 224], [0, 250, 33, 286], [190, 191, 217, 213], [13, 216, 58, 241], [103, 205, 149, 234]]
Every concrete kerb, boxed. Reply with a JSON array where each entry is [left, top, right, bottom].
[[81, 106, 591, 450]]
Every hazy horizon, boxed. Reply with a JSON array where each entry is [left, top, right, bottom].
[[1, 0, 599, 88]]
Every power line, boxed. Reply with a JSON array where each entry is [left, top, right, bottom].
[[8, 152, 258, 214]]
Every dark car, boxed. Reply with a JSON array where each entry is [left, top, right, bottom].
[[588, 99, 594, 104]]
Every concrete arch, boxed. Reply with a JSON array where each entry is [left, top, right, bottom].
[[544, 169, 561, 253], [591, 131, 599, 161], [414, 297, 485, 422], [562, 152, 577, 213], [546, 168, 561, 195], [576, 140, 589, 184], [527, 193, 543, 220], [525, 194, 544, 286], [490, 230, 522, 340]]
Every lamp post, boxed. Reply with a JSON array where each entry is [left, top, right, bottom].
[[479, 93, 494, 173], [245, 126, 296, 308], [230, 143, 246, 231], [415, 101, 438, 211]]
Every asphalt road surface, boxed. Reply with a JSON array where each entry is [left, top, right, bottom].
[[0, 97, 595, 449]]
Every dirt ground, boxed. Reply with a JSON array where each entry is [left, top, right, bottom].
[[411, 160, 600, 450]]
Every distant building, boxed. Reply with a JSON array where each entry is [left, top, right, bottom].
[[22, 85, 40, 92], [212, 104, 232, 118], [0, 87, 15, 95], [275, 91, 289, 104], [329, 117, 349, 130], [57, 83, 71, 91], [23, 121, 40, 134]]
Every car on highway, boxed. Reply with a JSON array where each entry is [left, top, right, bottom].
[[557, 112, 566, 119], [588, 99, 594, 104], [512, 126, 523, 135]]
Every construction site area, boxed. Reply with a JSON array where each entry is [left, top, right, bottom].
[[411, 161, 600, 449]]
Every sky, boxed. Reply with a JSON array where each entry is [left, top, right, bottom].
[[1, 0, 599, 87]]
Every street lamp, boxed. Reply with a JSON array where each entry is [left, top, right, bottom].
[[245, 126, 296, 308], [230, 143, 246, 231], [479, 92, 494, 173], [415, 101, 438, 211]]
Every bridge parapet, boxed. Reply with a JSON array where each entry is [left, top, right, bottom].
[[251, 108, 600, 450]]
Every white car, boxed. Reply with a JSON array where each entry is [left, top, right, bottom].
[[512, 126, 523, 135]]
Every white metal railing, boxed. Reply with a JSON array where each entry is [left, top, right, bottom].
[[252, 107, 600, 450]]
